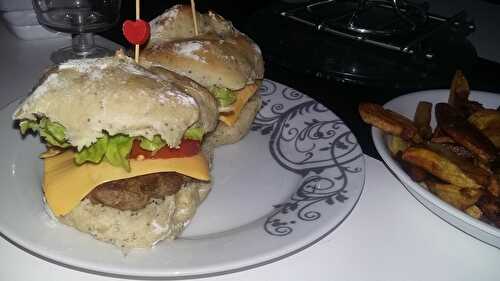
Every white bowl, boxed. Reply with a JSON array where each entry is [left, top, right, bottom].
[[372, 89, 500, 248]]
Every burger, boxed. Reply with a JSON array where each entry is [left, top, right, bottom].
[[13, 51, 218, 249], [139, 4, 265, 147]]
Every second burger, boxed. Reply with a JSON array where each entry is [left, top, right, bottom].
[[140, 4, 265, 146]]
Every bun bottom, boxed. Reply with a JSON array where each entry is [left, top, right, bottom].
[[205, 93, 262, 148], [58, 181, 211, 250]]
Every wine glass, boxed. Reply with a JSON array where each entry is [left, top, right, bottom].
[[32, 0, 122, 63]]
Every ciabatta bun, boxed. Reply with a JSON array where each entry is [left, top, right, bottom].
[[14, 51, 218, 150], [140, 5, 264, 91]]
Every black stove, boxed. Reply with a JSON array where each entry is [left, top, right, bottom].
[[245, 0, 477, 89]]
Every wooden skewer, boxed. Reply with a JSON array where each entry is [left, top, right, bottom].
[[136, 0, 140, 19], [135, 0, 140, 63], [190, 0, 199, 36], [135, 43, 140, 63]]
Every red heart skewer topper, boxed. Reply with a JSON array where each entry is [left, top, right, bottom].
[[123, 19, 150, 45]]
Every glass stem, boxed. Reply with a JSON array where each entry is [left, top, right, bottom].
[[72, 33, 95, 56]]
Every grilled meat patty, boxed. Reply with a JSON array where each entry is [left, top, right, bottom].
[[87, 172, 186, 210]]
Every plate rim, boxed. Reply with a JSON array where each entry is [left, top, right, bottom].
[[0, 79, 366, 278], [371, 89, 500, 247]]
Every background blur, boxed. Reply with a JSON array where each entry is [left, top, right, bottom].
[[106, 0, 500, 62]]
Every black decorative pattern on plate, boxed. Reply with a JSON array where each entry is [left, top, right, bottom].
[[251, 80, 363, 236]]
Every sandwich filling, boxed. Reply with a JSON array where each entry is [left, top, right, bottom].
[[43, 149, 209, 216], [218, 83, 260, 126], [16, 114, 210, 217]]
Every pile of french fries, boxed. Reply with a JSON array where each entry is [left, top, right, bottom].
[[359, 71, 500, 227]]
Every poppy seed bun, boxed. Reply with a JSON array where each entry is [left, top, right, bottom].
[[140, 4, 264, 91], [13, 51, 218, 150]]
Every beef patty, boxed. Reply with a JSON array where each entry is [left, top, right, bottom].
[[87, 172, 187, 211]]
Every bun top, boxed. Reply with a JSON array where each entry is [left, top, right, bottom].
[[140, 5, 264, 90], [14, 51, 217, 150]]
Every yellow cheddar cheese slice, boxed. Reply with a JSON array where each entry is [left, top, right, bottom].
[[219, 83, 259, 126], [43, 151, 210, 216]]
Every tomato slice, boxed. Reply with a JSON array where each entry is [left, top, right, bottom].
[[129, 139, 201, 160]]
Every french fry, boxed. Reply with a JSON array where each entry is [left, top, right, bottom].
[[413, 101, 433, 140], [468, 110, 500, 149], [464, 101, 485, 116], [465, 205, 483, 219], [393, 150, 428, 182], [436, 103, 497, 162], [431, 127, 456, 144], [439, 143, 474, 159], [359, 103, 422, 143], [477, 193, 500, 227], [402, 145, 490, 188], [482, 126, 500, 148], [468, 109, 500, 130], [400, 159, 428, 182], [427, 143, 492, 185], [426, 180, 483, 210], [488, 174, 500, 197], [448, 70, 470, 110], [388, 136, 409, 156]]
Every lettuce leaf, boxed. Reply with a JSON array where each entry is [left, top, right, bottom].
[[212, 86, 236, 107], [45, 119, 66, 142], [104, 135, 133, 171], [20, 117, 204, 172], [75, 135, 108, 165], [19, 118, 70, 148], [19, 120, 38, 135], [140, 127, 204, 151], [184, 127, 203, 140], [139, 135, 165, 151], [75, 134, 133, 171]]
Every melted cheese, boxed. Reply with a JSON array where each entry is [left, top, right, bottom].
[[43, 151, 210, 216], [219, 83, 259, 126]]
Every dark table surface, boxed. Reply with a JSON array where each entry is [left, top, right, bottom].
[[103, 0, 500, 160]]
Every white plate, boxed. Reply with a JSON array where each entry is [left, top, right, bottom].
[[0, 80, 365, 278], [372, 89, 500, 248]]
